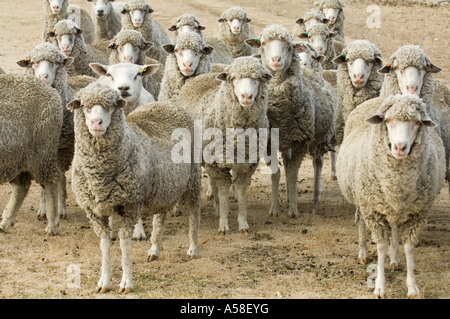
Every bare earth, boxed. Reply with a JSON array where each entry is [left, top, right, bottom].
[[0, 0, 448, 299]]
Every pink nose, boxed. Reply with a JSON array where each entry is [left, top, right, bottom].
[[316, 47, 323, 54], [183, 62, 192, 67], [272, 56, 281, 63], [407, 85, 418, 94], [91, 119, 103, 130], [124, 56, 133, 62]]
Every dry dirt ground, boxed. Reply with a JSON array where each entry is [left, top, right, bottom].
[[0, 0, 449, 299]]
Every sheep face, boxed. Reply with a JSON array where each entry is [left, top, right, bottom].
[[394, 66, 427, 96], [366, 103, 435, 159], [169, 24, 203, 36], [260, 39, 291, 72], [129, 10, 146, 27], [323, 7, 340, 24], [233, 78, 261, 107], [83, 104, 115, 137], [304, 32, 334, 56], [88, 0, 114, 18], [48, 0, 66, 15], [347, 58, 374, 89], [226, 19, 245, 35], [90, 63, 158, 106], [117, 43, 141, 63], [304, 18, 321, 31], [53, 30, 80, 56], [296, 44, 325, 69], [31, 60, 59, 86], [174, 48, 203, 76]]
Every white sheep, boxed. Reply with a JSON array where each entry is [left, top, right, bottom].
[[329, 40, 384, 179], [216, 7, 258, 59], [337, 94, 445, 298], [317, 0, 346, 52], [0, 73, 63, 235], [108, 29, 164, 100], [292, 8, 330, 40], [167, 13, 233, 65], [47, 19, 109, 78], [178, 56, 272, 234], [246, 24, 336, 216], [43, 0, 95, 44], [87, 0, 126, 41], [90, 62, 159, 115], [68, 82, 201, 293], [158, 32, 213, 104], [120, 0, 170, 65], [17, 42, 75, 221]]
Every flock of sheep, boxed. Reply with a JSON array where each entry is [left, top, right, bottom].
[[0, 0, 449, 298]]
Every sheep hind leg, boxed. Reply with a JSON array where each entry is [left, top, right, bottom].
[[374, 241, 388, 299], [404, 243, 420, 298], [329, 151, 337, 180], [37, 186, 46, 220], [356, 209, 369, 264], [118, 237, 133, 294], [236, 184, 249, 234], [148, 212, 167, 261], [0, 174, 31, 232], [44, 182, 59, 236], [389, 223, 401, 269], [217, 186, 231, 235], [58, 174, 67, 220], [96, 236, 112, 293], [184, 197, 201, 259], [312, 155, 324, 213], [268, 166, 281, 217]]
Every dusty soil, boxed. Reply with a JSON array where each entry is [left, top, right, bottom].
[[0, 0, 448, 299]]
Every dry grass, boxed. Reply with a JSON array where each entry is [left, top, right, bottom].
[[0, 0, 448, 300]]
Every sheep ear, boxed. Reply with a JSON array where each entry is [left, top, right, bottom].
[[64, 57, 74, 67], [140, 64, 159, 76], [316, 55, 327, 63], [163, 44, 175, 54], [245, 38, 261, 49], [89, 63, 108, 76], [75, 27, 83, 35], [427, 63, 442, 74], [262, 72, 273, 82], [218, 18, 225, 23], [198, 25, 206, 31], [16, 59, 30, 68], [365, 114, 384, 125], [47, 30, 56, 38], [333, 55, 347, 65], [323, 18, 330, 24], [246, 18, 252, 23], [67, 99, 81, 112], [143, 41, 154, 51], [294, 18, 305, 25], [216, 72, 228, 81], [298, 32, 309, 39], [378, 64, 391, 74], [329, 32, 337, 38], [293, 42, 307, 54], [202, 46, 214, 56], [108, 42, 117, 50], [116, 98, 127, 109], [168, 25, 177, 32], [120, 7, 128, 14], [422, 119, 436, 127]]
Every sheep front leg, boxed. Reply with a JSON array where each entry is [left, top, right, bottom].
[[404, 243, 420, 298], [217, 186, 231, 235], [148, 212, 167, 261], [58, 174, 68, 220], [312, 155, 324, 212], [44, 183, 59, 236], [269, 167, 281, 217], [374, 241, 388, 299], [389, 223, 400, 269], [37, 186, 46, 220], [235, 184, 249, 233], [356, 209, 368, 264], [119, 237, 133, 294], [329, 151, 337, 180], [96, 236, 112, 293], [0, 175, 31, 232]]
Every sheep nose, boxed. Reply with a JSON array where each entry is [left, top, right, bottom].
[[354, 74, 365, 81], [272, 56, 281, 62], [316, 47, 323, 54], [394, 143, 407, 152], [123, 56, 133, 62], [183, 62, 193, 67], [406, 85, 418, 94], [241, 93, 253, 99], [97, 9, 104, 15], [91, 119, 103, 125]]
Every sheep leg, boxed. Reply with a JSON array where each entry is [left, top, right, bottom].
[[217, 186, 231, 235], [96, 236, 112, 293], [230, 170, 237, 201], [132, 218, 146, 240], [269, 166, 281, 217], [206, 175, 213, 200], [235, 184, 249, 233], [44, 183, 59, 236], [119, 237, 133, 294], [212, 182, 219, 217], [184, 200, 200, 259], [286, 166, 300, 218], [109, 214, 119, 240], [37, 186, 46, 220], [389, 223, 401, 269], [329, 151, 337, 180], [356, 209, 369, 264], [374, 241, 388, 299], [0, 175, 31, 232], [148, 212, 167, 261], [312, 155, 324, 211], [404, 243, 420, 298], [58, 173, 68, 220]]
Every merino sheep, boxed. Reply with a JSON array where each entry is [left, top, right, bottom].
[[298, 23, 338, 70], [216, 7, 258, 59], [246, 24, 336, 216], [168, 13, 233, 65], [120, 0, 170, 65], [178, 57, 272, 234], [91, 62, 159, 115], [87, 0, 126, 41], [158, 32, 213, 104], [377, 45, 449, 190], [43, 0, 95, 44], [337, 94, 445, 298], [292, 8, 330, 40], [17, 42, 76, 220], [330, 40, 384, 179], [108, 29, 164, 100], [0, 73, 63, 235], [47, 19, 109, 78], [68, 82, 201, 293], [317, 0, 346, 53]]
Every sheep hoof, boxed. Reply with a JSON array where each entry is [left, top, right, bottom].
[[59, 214, 67, 220], [45, 226, 58, 236], [218, 230, 229, 235], [240, 229, 249, 235], [206, 194, 213, 201], [37, 214, 47, 221], [147, 254, 159, 262], [187, 254, 198, 260], [358, 258, 368, 265], [390, 262, 401, 270], [96, 286, 110, 294], [119, 287, 133, 294], [373, 293, 385, 299], [330, 174, 337, 181]]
